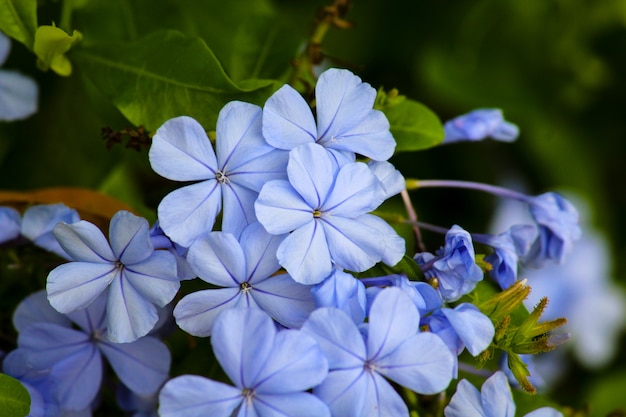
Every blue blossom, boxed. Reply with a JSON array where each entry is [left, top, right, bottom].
[[255, 143, 404, 285], [524, 192, 582, 268], [173, 222, 315, 336], [46, 210, 179, 342], [477, 224, 537, 289], [0, 206, 21, 243], [444, 371, 563, 417], [364, 274, 442, 317], [0, 32, 38, 121], [149, 101, 288, 246], [301, 287, 454, 417], [149, 221, 195, 280], [311, 268, 367, 325], [159, 308, 330, 417], [414, 225, 483, 301], [443, 109, 519, 144], [21, 203, 80, 259], [422, 303, 495, 376], [9, 290, 170, 412], [263, 67, 396, 162], [367, 160, 406, 199]]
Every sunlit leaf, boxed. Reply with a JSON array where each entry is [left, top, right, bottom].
[[0, 0, 37, 49], [0, 374, 30, 417], [73, 30, 281, 131]]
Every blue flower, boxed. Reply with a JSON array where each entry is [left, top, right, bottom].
[[255, 143, 404, 284], [311, 268, 367, 325], [46, 210, 179, 342], [415, 225, 483, 301], [301, 287, 454, 417], [9, 290, 170, 412], [149, 101, 288, 247], [478, 224, 536, 289], [367, 160, 406, 199], [263, 68, 396, 162], [0, 32, 38, 121], [364, 274, 442, 317], [21, 203, 80, 259], [444, 371, 563, 417], [173, 222, 315, 336], [443, 109, 519, 144], [159, 308, 330, 417], [524, 192, 582, 268], [0, 206, 21, 243]]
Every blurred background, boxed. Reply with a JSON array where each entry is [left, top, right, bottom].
[[1, 0, 625, 414]]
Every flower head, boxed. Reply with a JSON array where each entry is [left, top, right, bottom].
[[46, 210, 179, 342], [159, 308, 330, 417], [263, 68, 396, 162]]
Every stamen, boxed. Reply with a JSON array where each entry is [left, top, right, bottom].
[[215, 170, 230, 184]]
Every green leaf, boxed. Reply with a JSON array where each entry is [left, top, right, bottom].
[[0, 0, 37, 49], [34, 25, 82, 76], [384, 98, 444, 152], [73, 30, 282, 131], [0, 374, 31, 417]]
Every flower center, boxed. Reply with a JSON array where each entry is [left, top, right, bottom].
[[242, 388, 255, 404], [240, 282, 252, 293], [215, 170, 230, 184], [312, 209, 322, 218]]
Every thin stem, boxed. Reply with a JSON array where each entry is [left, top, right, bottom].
[[59, 0, 74, 32], [457, 362, 495, 378], [401, 189, 426, 252], [408, 179, 532, 203]]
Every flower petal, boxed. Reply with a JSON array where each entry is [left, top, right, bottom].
[[13, 290, 70, 332], [215, 101, 264, 169], [109, 211, 152, 264], [360, 372, 409, 417], [252, 393, 330, 417], [251, 273, 315, 328], [301, 307, 366, 369], [481, 371, 515, 417], [0, 206, 21, 243], [20, 203, 79, 258], [187, 232, 246, 287], [99, 335, 170, 396], [50, 345, 102, 410], [255, 180, 313, 234], [444, 379, 485, 417], [157, 180, 222, 247], [0, 69, 38, 121], [263, 84, 316, 150], [276, 220, 332, 285], [313, 368, 368, 417], [46, 262, 117, 313], [211, 308, 276, 389], [321, 217, 384, 273], [240, 222, 284, 284], [159, 375, 242, 417], [53, 221, 115, 263], [441, 303, 494, 356], [287, 143, 336, 209], [357, 214, 405, 267], [149, 116, 217, 181], [221, 181, 259, 238], [105, 276, 160, 343], [322, 162, 384, 216], [173, 288, 242, 337], [18, 323, 90, 368]]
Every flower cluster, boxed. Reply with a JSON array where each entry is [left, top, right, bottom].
[[1, 67, 579, 416]]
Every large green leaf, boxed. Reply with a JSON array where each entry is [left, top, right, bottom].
[[384, 98, 445, 152], [72, 30, 281, 131], [0, 0, 37, 49], [0, 374, 30, 417]]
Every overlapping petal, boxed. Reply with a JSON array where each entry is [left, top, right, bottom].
[[240, 222, 284, 284], [287, 143, 336, 209], [276, 220, 331, 285], [444, 379, 484, 417], [149, 116, 217, 181], [49, 346, 102, 410], [221, 181, 259, 238], [255, 180, 313, 234], [157, 180, 222, 247], [313, 368, 368, 417], [13, 290, 70, 332], [123, 251, 179, 306], [322, 216, 386, 272], [109, 211, 152, 264], [187, 232, 246, 286], [21, 204, 79, 258], [53, 221, 116, 263], [251, 274, 315, 328], [173, 288, 242, 336], [215, 101, 264, 168], [159, 375, 242, 417], [360, 371, 409, 417], [321, 162, 384, 216], [440, 304, 494, 356], [481, 371, 515, 417], [252, 393, 330, 417]]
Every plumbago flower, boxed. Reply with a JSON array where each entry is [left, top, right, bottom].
[[159, 307, 330, 417], [255, 142, 405, 285], [442, 108, 519, 144], [0, 32, 38, 121], [174, 222, 315, 336], [301, 287, 455, 417], [46, 210, 179, 342], [21, 203, 80, 259], [6, 290, 170, 412], [444, 371, 563, 417], [0, 206, 21, 243], [263, 67, 395, 163], [414, 225, 483, 302], [149, 101, 288, 247]]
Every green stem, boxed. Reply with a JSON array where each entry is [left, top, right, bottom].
[[59, 0, 74, 32]]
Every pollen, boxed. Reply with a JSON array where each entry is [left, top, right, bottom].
[[313, 209, 322, 218]]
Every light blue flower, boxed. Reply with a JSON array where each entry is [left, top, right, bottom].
[[414, 225, 483, 301], [159, 308, 330, 417], [0, 206, 21, 243], [311, 268, 367, 325], [263, 67, 396, 162], [255, 143, 404, 285], [9, 290, 170, 412], [443, 109, 519, 144], [0, 32, 38, 121], [364, 274, 442, 317], [524, 192, 581, 268], [46, 210, 179, 342], [301, 287, 454, 417], [367, 160, 405, 199], [173, 222, 315, 336], [444, 371, 562, 417], [149, 101, 288, 247], [21, 203, 80, 259]]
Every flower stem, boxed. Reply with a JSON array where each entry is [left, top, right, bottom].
[[407, 179, 532, 203]]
